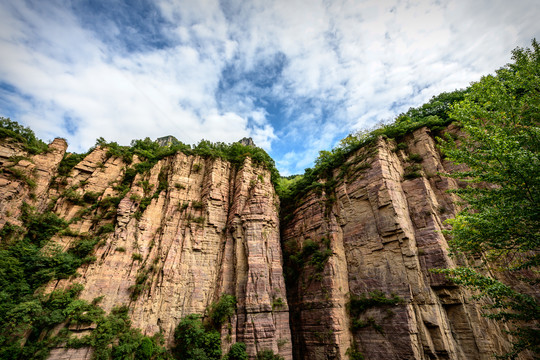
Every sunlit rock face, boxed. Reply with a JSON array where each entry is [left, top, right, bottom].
[[0, 126, 520, 359], [0, 138, 291, 360]]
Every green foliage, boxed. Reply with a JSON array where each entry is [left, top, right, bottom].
[[0, 205, 109, 358], [192, 201, 204, 210], [179, 202, 189, 211], [186, 214, 205, 224], [69, 304, 170, 360], [174, 182, 185, 189], [83, 191, 102, 204], [0, 187, 166, 360], [403, 164, 422, 180], [0, 117, 49, 154], [21, 203, 68, 247], [407, 153, 422, 163], [171, 295, 241, 360], [347, 291, 403, 333], [256, 349, 284, 360], [277, 88, 467, 212], [3, 167, 37, 189], [282, 238, 332, 286], [272, 297, 285, 310], [172, 314, 221, 360], [57, 152, 88, 177], [97, 136, 280, 188], [132, 253, 143, 262], [223, 342, 248, 360], [155, 167, 169, 196], [208, 294, 236, 329], [63, 187, 84, 205], [346, 346, 365, 360], [437, 40, 540, 359], [97, 223, 114, 235], [129, 268, 151, 301], [394, 142, 408, 151]]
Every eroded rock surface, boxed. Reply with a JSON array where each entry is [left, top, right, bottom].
[[0, 127, 525, 360], [0, 139, 291, 359], [282, 127, 515, 360]]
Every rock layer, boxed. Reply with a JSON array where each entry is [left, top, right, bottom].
[[0, 139, 291, 359], [281, 127, 515, 359], [0, 127, 524, 360]]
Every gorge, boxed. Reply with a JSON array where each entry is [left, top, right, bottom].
[[0, 121, 523, 359]]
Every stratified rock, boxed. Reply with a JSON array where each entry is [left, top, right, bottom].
[[23, 142, 292, 359], [0, 126, 526, 360], [155, 135, 180, 147], [282, 127, 515, 360]]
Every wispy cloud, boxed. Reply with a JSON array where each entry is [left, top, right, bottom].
[[0, 0, 538, 175]]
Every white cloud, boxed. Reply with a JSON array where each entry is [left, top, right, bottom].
[[0, 0, 538, 175]]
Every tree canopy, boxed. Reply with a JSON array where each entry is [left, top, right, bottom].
[[438, 39, 540, 359]]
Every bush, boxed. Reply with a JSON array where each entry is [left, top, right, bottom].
[[347, 290, 404, 333], [208, 294, 236, 328], [256, 349, 284, 360], [407, 153, 422, 163], [173, 314, 221, 360], [283, 238, 332, 285], [224, 342, 248, 360], [192, 201, 204, 210], [0, 117, 49, 154], [97, 223, 115, 235]]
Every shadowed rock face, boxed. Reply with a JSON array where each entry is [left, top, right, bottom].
[[0, 126, 521, 360], [281, 126, 515, 360]]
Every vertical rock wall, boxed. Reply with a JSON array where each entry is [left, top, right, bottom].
[[0, 127, 525, 360], [281, 127, 514, 360], [0, 139, 291, 360]]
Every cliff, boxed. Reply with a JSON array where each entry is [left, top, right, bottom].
[[0, 138, 291, 359], [281, 126, 514, 359], [0, 127, 520, 359]]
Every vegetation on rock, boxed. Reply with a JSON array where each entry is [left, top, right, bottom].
[[436, 39, 540, 359], [0, 117, 49, 154], [172, 295, 248, 360]]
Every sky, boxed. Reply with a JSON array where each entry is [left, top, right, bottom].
[[0, 0, 538, 175]]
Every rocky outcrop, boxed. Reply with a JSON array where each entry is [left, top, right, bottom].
[[281, 126, 514, 359], [0, 126, 523, 360], [0, 138, 67, 227], [0, 139, 291, 359]]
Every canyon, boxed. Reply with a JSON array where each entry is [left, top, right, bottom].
[[0, 126, 520, 359]]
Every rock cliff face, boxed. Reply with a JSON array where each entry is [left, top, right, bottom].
[[0, 127, 519, 359], [281, 126, 513, 359], [0, 139, 291, 360]]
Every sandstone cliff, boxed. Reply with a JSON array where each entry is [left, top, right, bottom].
[[281, 126, 515, 359], [0, 127, 522, 360], [0, 139, 291, 359]]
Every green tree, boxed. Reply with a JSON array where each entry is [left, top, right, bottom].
[[223, 342, 248, 360], [172, 314, 221, 360], [438, 40, 540, 359], [256, 349, 284, 360]]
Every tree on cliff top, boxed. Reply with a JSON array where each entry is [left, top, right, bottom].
[[438, 39, 540, 359]]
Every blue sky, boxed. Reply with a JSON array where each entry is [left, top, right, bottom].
[[0, 0, 538, 175]]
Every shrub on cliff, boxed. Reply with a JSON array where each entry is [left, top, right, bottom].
[[0, 117, 49, 154], [256, 349, 284, 360], [223, 342, 248, 360], [172, 314, 221, 360]]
